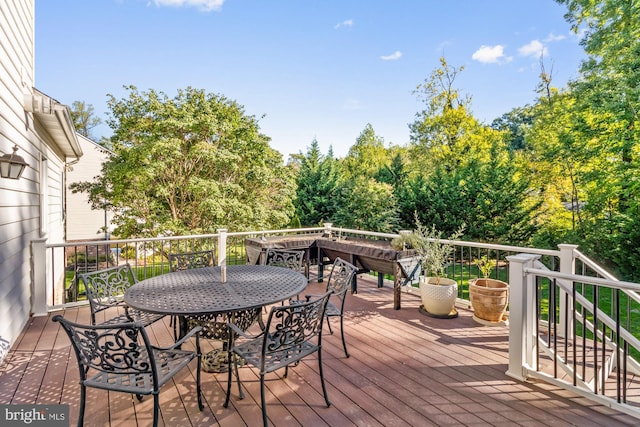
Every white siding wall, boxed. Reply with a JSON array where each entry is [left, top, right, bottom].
[[0, 0, 67, 350], [66, 135, 113, 241]]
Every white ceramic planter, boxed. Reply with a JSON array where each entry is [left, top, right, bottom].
[[419, 276, 457, 316]]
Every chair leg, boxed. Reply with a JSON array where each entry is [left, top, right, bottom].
[[224, 349, 233, 407], [196, 347, 204, 410], [325, 315, 333, 334], [318, 347, 331, 407], [260, 372, 268, 427], [235, 354, 244, 399], [339, 315, 349, 358], [78, 385, 86, 427], [153, 394, 159, 427]]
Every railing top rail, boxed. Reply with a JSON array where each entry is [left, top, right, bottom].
[[226, 227, 325, 238], [574, 248, 618, 281], [47, 225, 560, 259], [525, 267, 640, 292], [46, 233, 221, 248], [47, 227, 327, 248], [332, 227, 560, 257]]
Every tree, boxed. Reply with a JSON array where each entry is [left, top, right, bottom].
[[409, 57, 472, 153], [491, 105, 535, 151], [70, 101, 102, 139], [548, 0, 640, 278], [294, 139, 340, 226], [331, 177, 399, 232], [342, 124, 390, 180], [406, 57, 539, 244], [71, 86, 295, 237]]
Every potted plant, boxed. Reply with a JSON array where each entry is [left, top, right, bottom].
[[469, 255, 509, 324], [393, 218, 464, 317]]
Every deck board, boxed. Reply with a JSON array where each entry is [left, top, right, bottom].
[[1, 274, 639, 426]]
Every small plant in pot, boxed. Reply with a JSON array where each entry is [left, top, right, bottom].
[[469, 255, 509, 324], [394, 217, 464, 318]]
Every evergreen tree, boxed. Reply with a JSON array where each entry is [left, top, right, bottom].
[[294, 139, 339, 226]]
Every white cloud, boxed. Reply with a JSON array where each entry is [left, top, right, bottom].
[[334, 19, 354, 30], [471, 45, 511, 64], [152, 0, 224, 12], [380, 51, 402, 61], [518, 40, 548, 58], [544, 32, 566, 42]]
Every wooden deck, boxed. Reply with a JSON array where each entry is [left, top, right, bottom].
[[1, 275, 638, 426]]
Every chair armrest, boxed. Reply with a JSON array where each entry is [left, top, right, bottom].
[[154, 326, 203, 351], [227, 322, 264, 340], [304, 294, 323, 302]]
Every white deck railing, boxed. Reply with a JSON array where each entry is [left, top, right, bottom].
[[33, 225, 640, 418]]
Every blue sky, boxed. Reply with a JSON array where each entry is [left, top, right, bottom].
[[35, 0, 586, 160]]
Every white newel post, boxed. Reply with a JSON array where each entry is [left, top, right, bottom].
[[31, 238, 48, 316], [505, 253, 540, 381], [557, 244, 578, 338], [323, 222, 333, 238], [217, 229, 227, 282]]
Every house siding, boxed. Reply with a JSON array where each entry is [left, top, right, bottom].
[[0, 0, 70, 352], [66, 135, 114, 241]]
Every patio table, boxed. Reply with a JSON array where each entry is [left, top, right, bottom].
[[124, 265, 307, 316], [124, 265, 308, 372]]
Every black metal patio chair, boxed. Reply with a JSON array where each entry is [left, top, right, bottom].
[[302, 257, 358, 358], [168, 249, 215, 271], [53, 315, 203, 427], [263, 248, 305, 272], [78, 264, 164, 326], [264, 248, 306, 303], [224, 291, 333, 427]]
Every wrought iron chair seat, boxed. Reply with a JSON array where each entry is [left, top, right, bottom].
[[99, 307, 164, 326], [231, 332, 320, 372], [79, 264, 164, 327], [53, 315, 203, 427], [224, 291, 333, 427], [85, 345, 196, 394]]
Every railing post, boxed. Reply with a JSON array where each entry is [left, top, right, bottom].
[[31, 238, 48, 316], [505, 253, 540, 381], [557, 244, 578, 338], [216, 229, 227, 267], [323, 222, 333, 238]]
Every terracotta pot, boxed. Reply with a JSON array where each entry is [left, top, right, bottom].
[[469, 278, 509, 322], [419, 276, 457, 316]]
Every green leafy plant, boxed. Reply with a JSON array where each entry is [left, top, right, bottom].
[[390, 231, 422, 251], [474, 255, 497, 279], [402, 214, 465, 285]]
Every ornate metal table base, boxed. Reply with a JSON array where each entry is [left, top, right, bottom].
[[202, 349, 246, 373]]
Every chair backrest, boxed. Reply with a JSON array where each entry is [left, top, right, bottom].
[[53, 315, 155, 383], [326, 257, 358, 297], [264, 248, 305, 272], [168, 250, 215, 272], [262, 291, 332, 358], [78, 264, 138, 324]]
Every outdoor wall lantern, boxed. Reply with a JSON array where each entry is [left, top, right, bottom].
[[0, 144, 29, 179]]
